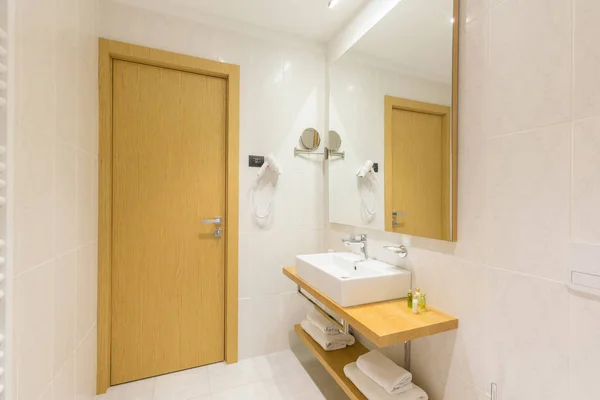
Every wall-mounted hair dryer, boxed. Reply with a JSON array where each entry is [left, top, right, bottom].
[[257, 154, 283, 179], [356, 160, 374, 178], [253, 154, 282, 221]]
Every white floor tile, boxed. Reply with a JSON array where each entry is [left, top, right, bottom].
[[154, 366, 211, 400], [208, 358, 262, 394], [96, 351, 328, 400], [293, 389, 327, 400], [211, 381, 269, 400], [265, 367, 323, 400], [98, 377, 156, 400], [254, 349, 306, 380]]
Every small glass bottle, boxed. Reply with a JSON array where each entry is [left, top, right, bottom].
[[415, 287, 421, 297], [412, 294, 419, 314], [419, 292, 427, 312], [407, 290, 413, 308]]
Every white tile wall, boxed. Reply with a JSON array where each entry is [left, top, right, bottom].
[[15, 261, 54, 400], [52, 356, 75, 400], [569, 292, 600, 399], [326, 0, 600, 399], [99, 0, 322, 360], [572, 116, 600, 242], [487, 0, 571, 136], [13, 0, 98, 399], [53, 251, 77, 372], [573, 0, 600, 119], [485, 124, 570, 281]]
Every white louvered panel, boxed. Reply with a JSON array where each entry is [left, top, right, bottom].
[[0, 6, 8, 399]]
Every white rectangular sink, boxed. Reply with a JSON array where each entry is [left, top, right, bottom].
[[295, 252, 411, 307]]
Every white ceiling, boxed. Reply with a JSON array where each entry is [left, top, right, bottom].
[[109, 0, 371, 43], [348, 0, 454, 83]]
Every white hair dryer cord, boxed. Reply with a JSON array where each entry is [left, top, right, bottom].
[[359, 172, 377, 215], [253, 187, 276, 219]]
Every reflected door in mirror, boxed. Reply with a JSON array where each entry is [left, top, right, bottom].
[[384, 96, 454, 241]]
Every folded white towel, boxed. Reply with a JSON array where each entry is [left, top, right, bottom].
[[301, 320, 355, 351], [357, 349, 413, 395], [307, 309, 341, 334], [344, 362, 428, 400]]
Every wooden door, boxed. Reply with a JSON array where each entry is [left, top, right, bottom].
[[386, 96, 451, 241], [110, 59, 226, 385]]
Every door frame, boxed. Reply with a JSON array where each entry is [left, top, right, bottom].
[[97, 39, 240, 395]]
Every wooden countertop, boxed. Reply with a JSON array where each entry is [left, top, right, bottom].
[[283, 267, 458, 347]]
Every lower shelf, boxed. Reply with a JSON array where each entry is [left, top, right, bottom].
[[294, 324, 368, 400]]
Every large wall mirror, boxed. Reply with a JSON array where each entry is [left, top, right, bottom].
[[328, 0, 458, 242]]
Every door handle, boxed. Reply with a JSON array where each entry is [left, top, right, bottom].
[[201, 216, 223, 237], [391, 211, 405, 228], [201, 217, 222, 226]]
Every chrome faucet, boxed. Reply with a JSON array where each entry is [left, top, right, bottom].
[[342, 234, 369, 259]]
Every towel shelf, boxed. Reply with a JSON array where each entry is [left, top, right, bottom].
[[295, 324, 369, 400], [297, 286, 350, 334], [288, 266, 458, 398], [284, 267, 459, 347]]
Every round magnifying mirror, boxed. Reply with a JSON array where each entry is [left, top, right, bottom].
[[300, 128, 321, 151], [329, 130, 342, 151]]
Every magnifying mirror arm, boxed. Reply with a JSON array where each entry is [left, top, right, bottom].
[[324, 147, 345, 160], [294, 147, 325, 157], [294, 146, 346, 159]]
